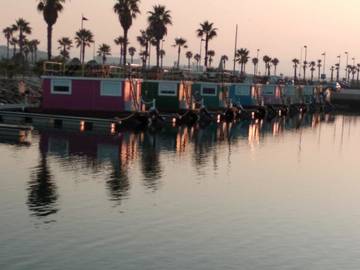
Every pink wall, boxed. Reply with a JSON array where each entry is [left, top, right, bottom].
[[42, 78, 125, 112]]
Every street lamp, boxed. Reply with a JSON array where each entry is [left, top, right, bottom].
[[303, 45, 308, 81], [321, 52, 326, 80], [345, 51, 349, 81]]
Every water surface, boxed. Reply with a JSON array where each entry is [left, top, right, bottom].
[[1, 114, 360, 270]]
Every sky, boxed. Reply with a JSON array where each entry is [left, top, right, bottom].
[[0, 0, 360, 76]]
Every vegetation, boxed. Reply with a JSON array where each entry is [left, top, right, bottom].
[[197, 21, 217, 67], [13, 18, 32, 57], [114, 36, 127, 65], [75, 29, 94, 64], [147, 5, 172, 68], [113, 0, 140, 66], [186, 51, 193, 69], [97, 44, 111, 64], [58, 37, 73, 61], [236, 48, 250, 74], [37, 0, 66, 60], [173, 37, 187, 69], [207, 50, 215, 67], [128, 46, 136, 64]]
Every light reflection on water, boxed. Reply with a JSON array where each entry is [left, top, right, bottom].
[[2, 113, 360, 270]]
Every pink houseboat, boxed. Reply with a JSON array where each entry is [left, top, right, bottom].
[[41, 76, 142, 114]]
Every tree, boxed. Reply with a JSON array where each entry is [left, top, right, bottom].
[[128, 46, 136, 64], [220, 55, 228, 70], [303, 60, 308, 80], [335, 63, 340, 81], [10, 37, 18, 57], [357, 64, 360, 83], [173, 37, 187, 68], [97, 43, 111, 64], [113, 0, 140, 66], [330, 66, 335, 82], [309, 61, 316, 82], [58, 37, 72, 60], [196, 21, 217, 67], [292, 58, 300, 80], [12, 18, 32, 56], [271, 58, 279, 76], [147, 5, 172, 68], [186, 51, 193, 69], [159, 49, 165, 68], [263, 55, 272, 77], [29, 39, 40, 63], [207, 50, 215, 67], [74, 29, 94, 64], [235, 48, 250, 74], [37, 0, 66, 60], [252, 57, 259, 76], [3, 27, 14, 59], [139, 50, 148, 68], [194, 53, 201, 69], [317, 59, 322, 80], [114, 36, 127, 65], [137, 29, 152, 68], [23, 40, 31, 63]]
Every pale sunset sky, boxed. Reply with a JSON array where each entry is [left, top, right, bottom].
[[1, 0, 359, 76]]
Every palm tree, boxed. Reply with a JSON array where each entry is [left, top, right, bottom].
[[194, 53, 201, 69], [159, 49, 165, 68], [128, 46, 136, 64], [207, 50, 215, 67], [37, 0, 66, 60], [13, 18, 32, 56], [186, 51, 193, 69], [303, 60, 308, 80], [58, 37, 72, 60], [113, 0, 140, 66], [196, 21, 217, 67], [220, 55, 228, 70], [351, 65, 356, 82], [3, 27, 14, 59], [309, 61, 316, 82], [97, 43, 111, 64], [271, 58, 279, 76], [75, 29, 94, 64], [292, 58, 300, 80], [114, 36, 127, 65], [235, 48, 250, 74], [263, 55, 272, 77], [139, 50, 148, 68], [252, 57, 259, 76], [330, 66, 335, 82], [335, 63, 340, 81], [23, 40, 31, 63], [357, 64, 360, 83], [137, 29, 152, 68], [173, 37, 187, 68], [10, 37, 18, 57], [317, 59, 322, 80], [147, 5, 172, 68], [347, 65, 352, 82]]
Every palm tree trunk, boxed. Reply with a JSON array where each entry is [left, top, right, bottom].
[[6, 39, 10, 60], [19, 31, 23, 56], [82, 45, 86, 64], [123, 29, 128, 66], [254, 64, 256, 76], [156, 41, 160, 68], [177, 46, 181, 69], [35, 48, 38, 63], [274, 66, 277, 76], [47, 25, 52, 60], [204, 37, 209, 67], [131, 55, 134, 64], [294, 66, 297, 80], [188, 58, 190, 69], [119, 45, 122, 65], [318, 68, 321, 80]]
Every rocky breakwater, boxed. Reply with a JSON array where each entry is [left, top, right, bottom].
[[0, 77, 41, 105]]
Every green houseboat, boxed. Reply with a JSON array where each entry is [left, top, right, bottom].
[[141, 80, 193, 112], [191, 82, 230, 111]]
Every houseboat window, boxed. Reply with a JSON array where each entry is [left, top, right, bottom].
[[235, 85, 250, 96], [51, 79, 72, 95], [158, 82, 178, 96], [101, 81, 122, 97], [201, 85, 217, 96]]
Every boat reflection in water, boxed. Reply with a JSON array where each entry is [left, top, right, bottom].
[[26, 113, 335, 218]]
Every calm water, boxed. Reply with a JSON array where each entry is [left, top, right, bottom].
[[1, 114, 360, 270]]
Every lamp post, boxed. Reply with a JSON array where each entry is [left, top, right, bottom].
[[336, 55, 341, 81], [303, 45, 308, 81], [321, 52, 326, 80], [299, 46, 303, 79], [256, 49, 260, 75], [345, 51, 349, 81]]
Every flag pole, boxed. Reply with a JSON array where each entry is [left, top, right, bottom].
[[233, 24, 238, 75]]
